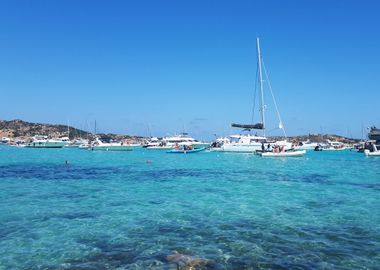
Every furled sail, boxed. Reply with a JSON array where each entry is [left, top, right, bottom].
[[231, 123, 264, 130]]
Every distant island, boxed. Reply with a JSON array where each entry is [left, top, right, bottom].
[[0, 119, 143, 141], [0, 119, 361, 144]]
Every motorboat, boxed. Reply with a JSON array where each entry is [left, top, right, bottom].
[[324, 140, 347, 151], [65, 138, 89, 148], [163, 133, 209, 149], [143, 137, 170, 149], [0, 137, 11, 144], [364, 141, 380, 156], [209, 137, 230, 151], [24, 135, 69, 148], [257, 149, 306, 157], [89, 137, 133, 151], [295, 140, 319, 150], [166, 147, 206, 154], [364, 150, 380, 156], [145, 133, 208, 149]]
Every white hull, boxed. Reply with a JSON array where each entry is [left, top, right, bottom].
[[90, 145, 132, 151], [322, 147, 348, 151], [209, 147, 224, 152], [126, 143, 141, 147], [220, 141, 292, 153], [146, 146, 173, 150], [221, 143, 262, 153], [258, 150, 306, 157], [295, 144, 319, 150], [88, 141, 133, 151], [364, 150, 380, 156], [25, 141, 66, 148], [89, 138, 133, 151], [78, 144, 91, 149], [146, 142, 208, 150]]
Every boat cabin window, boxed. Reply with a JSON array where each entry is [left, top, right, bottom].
[[100, 137, 112, 143]]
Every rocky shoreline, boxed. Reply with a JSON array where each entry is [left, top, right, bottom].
[[0, 119, 360, 144]]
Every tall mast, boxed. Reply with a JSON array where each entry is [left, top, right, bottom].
[[257, 37, 266, 136], [67, 120, 70, 139]]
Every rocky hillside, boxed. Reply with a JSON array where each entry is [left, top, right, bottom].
[[0, 119, 90, 139], [271, 133, 360, 144]]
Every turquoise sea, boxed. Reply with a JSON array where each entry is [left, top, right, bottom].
[[0, 145, 379, 269]]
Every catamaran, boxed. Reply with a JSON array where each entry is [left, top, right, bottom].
[[215, 37, 298, 155]]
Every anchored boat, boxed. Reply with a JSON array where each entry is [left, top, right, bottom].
[[145, 133, 208, 150], [214, 37, 293, 153], [24, 135, 69, 148], [89, 137, 133, 151], [166, 147, 206, 154], [364, 142, 380, 156], [257, 149, 306, 157]]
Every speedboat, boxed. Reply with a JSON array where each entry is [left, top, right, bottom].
[[0, 137, 11, 144], [209, 137, 230, 151], [295, 140, 319, 150], [164, 133, 209, 149], [89, 137, 133, 151], [146, 133, 208, 149], [364, 141, 380, 156], [325, 140, 348, 151], [364, 150, 380, 156], [166, 147, 206, 154], [65, 138, 89, 148], [143, 137, 171, 149], [314, 141, 348, 151], [257, 149, 306, 157]]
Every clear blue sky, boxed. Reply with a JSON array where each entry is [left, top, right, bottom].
[[1, 0, 379, 139]]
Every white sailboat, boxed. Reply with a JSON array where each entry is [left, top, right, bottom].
[[217, 37, 296, 154]]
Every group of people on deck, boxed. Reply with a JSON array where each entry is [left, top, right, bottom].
[[175, 143, 193, 151], [261, 143, 285, 153], [272, 145, 286, 153]]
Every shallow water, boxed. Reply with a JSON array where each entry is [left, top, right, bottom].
[[0, 145, 379, 269]]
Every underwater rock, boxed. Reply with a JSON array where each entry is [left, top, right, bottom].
[[166, 251, 210, 269]]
